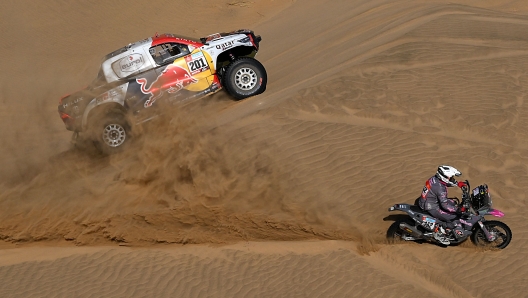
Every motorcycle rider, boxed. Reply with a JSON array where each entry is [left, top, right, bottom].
[[419, 165, 467, 245]]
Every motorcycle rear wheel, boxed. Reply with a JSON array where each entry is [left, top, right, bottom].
[[471, 220, 512, 249], [386, 220, 413, 244]]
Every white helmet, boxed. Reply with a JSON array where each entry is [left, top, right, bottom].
[[436, 165, 461, 187]]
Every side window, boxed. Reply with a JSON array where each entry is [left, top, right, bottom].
[[149, 43, 189, 65]]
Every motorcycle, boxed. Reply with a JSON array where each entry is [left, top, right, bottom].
[[386, 180, 512, 249]]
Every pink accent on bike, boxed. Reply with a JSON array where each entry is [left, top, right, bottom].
[[489, 209, 504, 218]]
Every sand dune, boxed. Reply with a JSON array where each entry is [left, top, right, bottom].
[[2, 0, 528, 297]]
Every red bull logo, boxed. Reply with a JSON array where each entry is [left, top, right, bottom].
[[136, 64, 198, 108]]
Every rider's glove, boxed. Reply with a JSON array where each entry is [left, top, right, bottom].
[[457, 181, 468, 188], [456, 206, 468, 216]]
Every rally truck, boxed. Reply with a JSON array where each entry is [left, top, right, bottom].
[[58, 29, 266, 153]]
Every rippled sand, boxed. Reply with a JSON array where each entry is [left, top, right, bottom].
[[1, 0, 528, 297]]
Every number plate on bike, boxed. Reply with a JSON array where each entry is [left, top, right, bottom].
[[421, 216, 436, 230], [423, 216, 436, 223]]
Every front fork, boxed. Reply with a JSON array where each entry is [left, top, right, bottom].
[[477, 221, 496, 241]]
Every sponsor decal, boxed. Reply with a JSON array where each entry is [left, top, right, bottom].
[[97, 89, 120, 104], [119, 54, 145, 73], [421, 180, 431, 198], [62, 97, 83, 109], [422, 216, 435, 223], [136, 64, 198, 108], [421, 186, 428, 198], [421, 216, 436, 230], [460, 219, 473, 227], [185, 52, 209, 75], [216, 41, 234, 50]]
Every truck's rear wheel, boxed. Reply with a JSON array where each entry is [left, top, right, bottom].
[[223, 57, 267, 100], [91, 113, 130, 154]]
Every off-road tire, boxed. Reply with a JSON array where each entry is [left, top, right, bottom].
[[471, 220, 512, 249], [90, 113, 130, 154], [223, 57, 267, 100], [387, 220, 414, 244]]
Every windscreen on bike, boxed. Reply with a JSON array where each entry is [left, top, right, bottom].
[[471, 184, 492, 210]]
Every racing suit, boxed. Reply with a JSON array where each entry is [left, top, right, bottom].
[[419, 175, 459, 229]]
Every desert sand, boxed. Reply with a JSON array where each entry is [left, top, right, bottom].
[[1, 0, 528, 297]]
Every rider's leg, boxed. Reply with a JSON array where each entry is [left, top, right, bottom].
[[427, 209, 458, 244], [428, 209, 457, 228]]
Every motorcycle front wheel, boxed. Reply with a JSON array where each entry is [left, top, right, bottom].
[[471, 220, 512, 249]]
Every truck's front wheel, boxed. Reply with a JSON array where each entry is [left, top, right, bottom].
[[223, 57, 267, 100]]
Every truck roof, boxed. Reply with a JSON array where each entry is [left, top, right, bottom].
[[102, 33, 203, 61], [97, 33, 206, 84]]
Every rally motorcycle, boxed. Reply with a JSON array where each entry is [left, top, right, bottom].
[[386, 181, 512, 249]]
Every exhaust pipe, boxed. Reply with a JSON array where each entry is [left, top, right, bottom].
[[399, 222, 423, 238]]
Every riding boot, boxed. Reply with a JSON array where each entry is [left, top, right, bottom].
[[452, 226, 465, 239], [433, 224, 451, 245]]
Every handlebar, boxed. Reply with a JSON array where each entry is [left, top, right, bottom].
[[460, 179, 470, 192], [460, 180, 471, 210]]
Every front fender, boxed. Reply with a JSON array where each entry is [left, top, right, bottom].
[[478, 208, 505, 218], [82, 83, 129, 131]]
